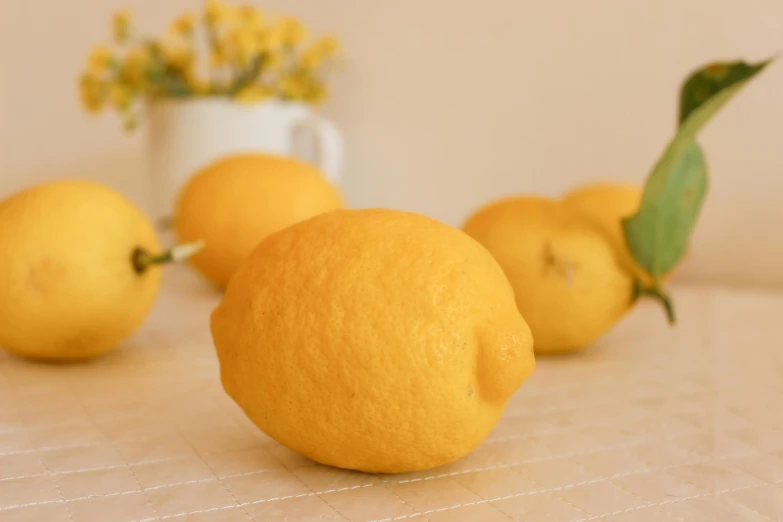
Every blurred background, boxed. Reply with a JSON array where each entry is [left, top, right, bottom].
[[1, 0, 781, 288]]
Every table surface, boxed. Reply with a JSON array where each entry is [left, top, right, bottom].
[[1, 267, 782, 522]]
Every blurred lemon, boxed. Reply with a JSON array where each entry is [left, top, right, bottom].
[[563, 181, 680, 284], [462, 196, 634, 354], [0, 181, 164, 361], [211, 209, 535, 473], [175, 154, 343, 288], [563, 182, 641, 273]]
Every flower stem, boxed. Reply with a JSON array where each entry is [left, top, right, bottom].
[[131, 240, 205, 274]]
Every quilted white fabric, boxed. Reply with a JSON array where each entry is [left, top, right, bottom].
[[1, 267, 782, 522]]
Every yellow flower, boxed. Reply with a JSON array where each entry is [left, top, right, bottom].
[[298, 49, 320, 70], [86, 46, 113, 75], [209, 47, 226, 68], [278, 73, 305, 101], [299, 36, 339, 69], [273, 17, 307, 47], [237, 5, 264, 28], [162, 41, 193, 71], [188, 77, 211, 95], [234, 84, 273, 103], [303, 82, 326, 104], [120, 47, 150, 88], [108, 82, 132, 110], [226, 26, 260, 66], [205, 0, 233, 25], [257, 26, 284, 52], [113, 9, 132, 44], [263, 47, 283, 69], [169, 13, 195, 37], [277, 70, 326, 104], [236, 28, 258, 53], [79, 74, 106, 113], [315, 36, 339, 56]]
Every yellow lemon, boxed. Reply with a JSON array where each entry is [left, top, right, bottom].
[[562, 181, 683, 286], [175, 154, 343, 289], [211, 209, 535, 473], [462, 196, 634, 354], [561, 182, 647, 278], [0, 180, 169, 361]]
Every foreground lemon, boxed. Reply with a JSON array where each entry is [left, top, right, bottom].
[[175, 154, 343, 289], [211, 209, 535, 473], [0, 181, 176, 361], [462, 196, 634, 354]]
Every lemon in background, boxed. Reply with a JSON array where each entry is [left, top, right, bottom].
[[175, 154, 343, 289], [562, 181, 683, 284], [0, 180, 170, 361], [563, 182, 645, 275], [462, 196, 634, 354]]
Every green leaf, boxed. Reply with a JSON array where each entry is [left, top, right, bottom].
[[624, 57, 772, 272], [679, 58, 773, 128], [622, 141, 708, 279], [622, 55, 773, 324]]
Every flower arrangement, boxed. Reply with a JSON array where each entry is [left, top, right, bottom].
[[78, 0, 340, 130]]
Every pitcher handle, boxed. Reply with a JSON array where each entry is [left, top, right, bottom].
[[292, 114, 344, 183]]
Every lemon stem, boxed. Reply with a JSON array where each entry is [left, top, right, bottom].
[[633, 279, 676, 326], [132, 240, 205, 274]]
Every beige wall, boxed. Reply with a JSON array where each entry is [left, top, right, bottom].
[[2, 0, 783, 288]]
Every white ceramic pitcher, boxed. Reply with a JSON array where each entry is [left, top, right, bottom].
[[146, 98, 343, 222]]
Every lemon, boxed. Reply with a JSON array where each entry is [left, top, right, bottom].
[[562, 182, 682, 285], [211, 209, 535, 473], [0, 180, 172, 361], [561, 182, 646, 275], [462, 196, 634, 354], [175, 154, 343, 289]]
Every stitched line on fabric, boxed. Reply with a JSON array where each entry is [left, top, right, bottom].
[[368, 477, 783, 522], [0, 431, 733, 513]]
